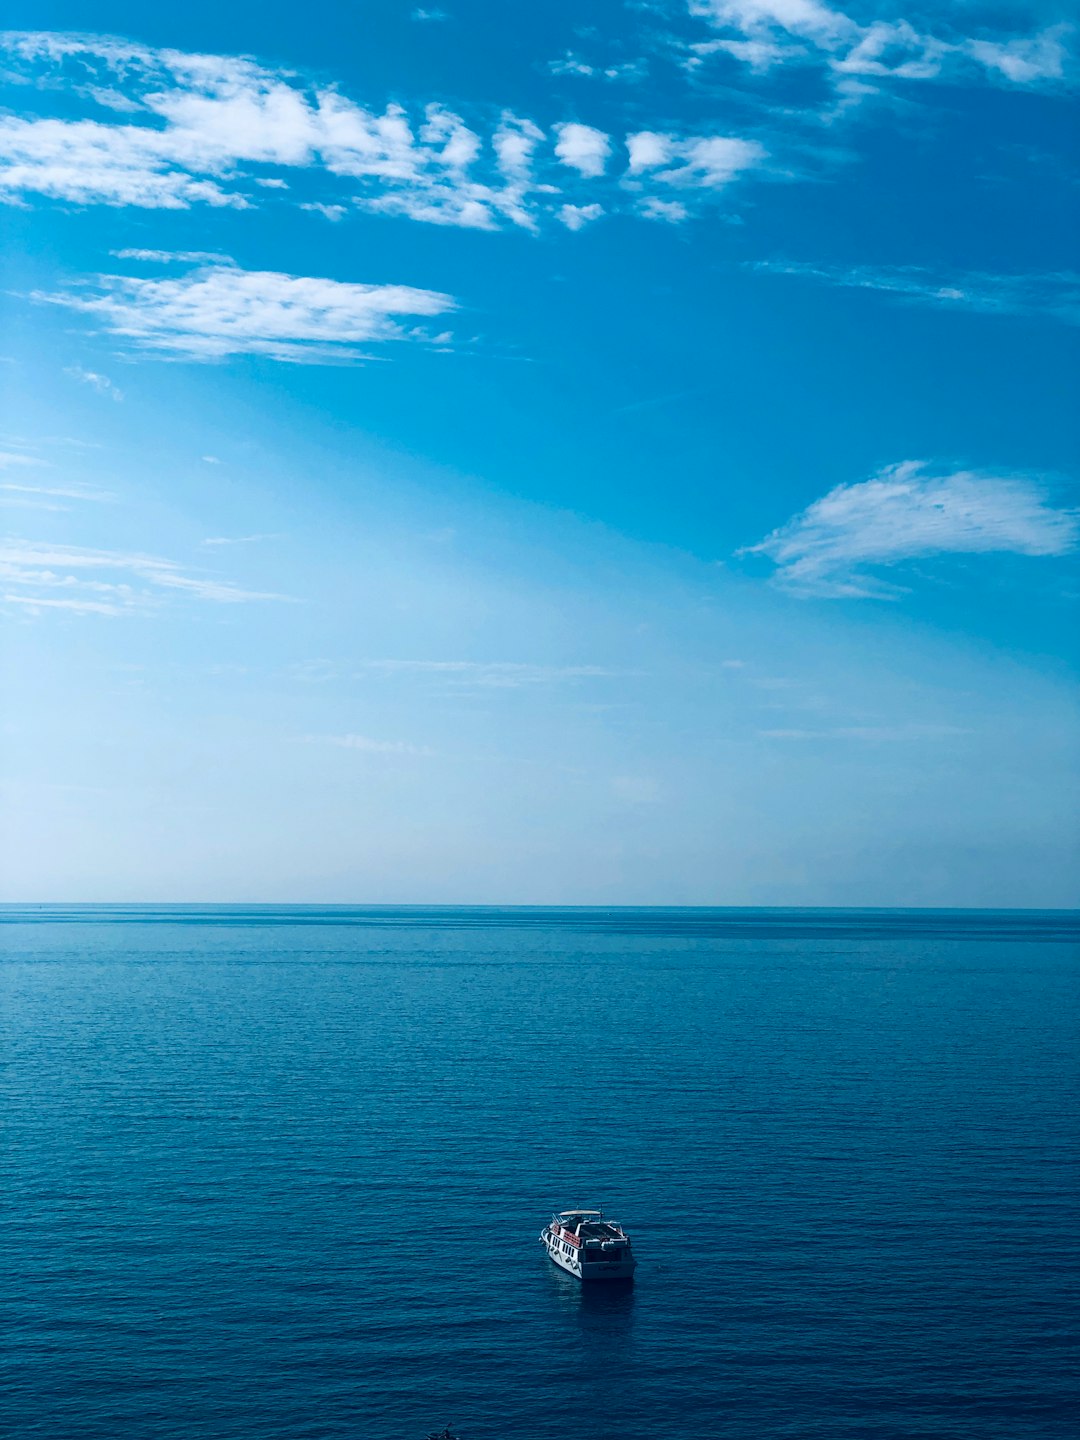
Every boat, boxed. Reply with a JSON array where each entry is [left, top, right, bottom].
[[539, 1208, 636, 1281]]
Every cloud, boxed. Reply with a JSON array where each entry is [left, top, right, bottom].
[[0, 538, 287, 616], [0, 117, 245, 209], [627, 131, 672, 172], [114, 247, 232, 263], [553, 122, 611, 178], [362, 659, 627, 688], [305, 734, 434, 755], [639, 197, 689, 223], [547, 51, 649, 83], [300, 201, 347, 220], [0, 451, 115, 509], [626, 131, 766, 187], [548, 52, 597, 77], [0, 33, 769, 228], [558, 202, 603, 231], [759, 723, 971, 741], [0, 479, 115, 505], [33, 260, 457, 362], [489, 113, 541, 188], [0, 451, 47, 469], [3, 593, 132, 615], [748, 261, 1080, 325], [740, 461, 1079, 597], [967, 30, 1070, 85], [686, 2, 1074, 91], [65, 365, 123, 399], [411, 8, 448, 21]]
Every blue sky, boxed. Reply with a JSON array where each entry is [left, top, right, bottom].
[[1, 1, 1077, 904]]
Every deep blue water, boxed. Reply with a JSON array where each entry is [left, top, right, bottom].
[[1, 906, 1078, 1440]]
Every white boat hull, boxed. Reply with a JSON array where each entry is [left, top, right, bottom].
[[540, 1226, 636, 1282]]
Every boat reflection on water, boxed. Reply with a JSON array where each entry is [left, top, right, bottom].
[[578, 1276, 635, 1314], [545, 1259, 636, 1334]]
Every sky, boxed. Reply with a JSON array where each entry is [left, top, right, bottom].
[[1, 0, 1077, 905]]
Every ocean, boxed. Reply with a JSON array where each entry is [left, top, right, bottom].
[[1, 906, 1077, 1440]]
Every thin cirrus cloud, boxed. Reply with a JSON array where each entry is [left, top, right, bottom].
[[304, 734, 435, 755], [684, 1, 1072, 91], [740, 461, 1079, 597], [0, 450, 116, 510], [0, 538, 287, 616], [361, 659, 629, 688], [65, 365, 124, 398], [0, 32, 768, 227], [1, 480, 115, 511], [113, 247, 233, 263], [758, 723, 972, 741], [32, 258, 458, 362], [748, 260, 1080, 326]]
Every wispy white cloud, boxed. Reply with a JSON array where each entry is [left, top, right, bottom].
[[548, 52, 598, 78], [300, 201, 347, 220], [362, 659, 629, 688], [686, 2, 1073, 91], [0, 33, 769, 228], [0, 451, 46, 469], [0, 538, 288, 616], [758, 723, 971, 741], [558, 202, 603, 231], [626, 131, 766, 188], [740, 461, 1079, 597], [201, 533, 277, 546], [0, 479, 115, 505], [967, 30, 1071, 85], [304, 733, 434, 755], [547, 52, 648, 83], [639, 197, 689, 224], [33, 260, 457, 362], [65, 364, 124, 399], [0, 449, 115, 509], [748, 260, 1080, 325], [114, 247, 233, 263], [3, 592, 132, 615]]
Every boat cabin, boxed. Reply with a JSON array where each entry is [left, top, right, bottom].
[[551, 1209, 633, 1262]]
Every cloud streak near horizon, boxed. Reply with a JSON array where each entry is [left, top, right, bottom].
[[0, 538, 287, 615]]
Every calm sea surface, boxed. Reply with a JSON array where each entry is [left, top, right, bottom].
[[2, 906, 1078, 1440]]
